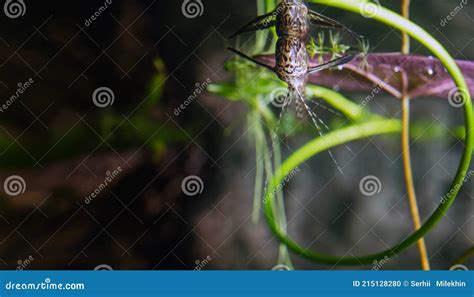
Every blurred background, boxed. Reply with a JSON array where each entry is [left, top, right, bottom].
[[0, 0, 472, 270]]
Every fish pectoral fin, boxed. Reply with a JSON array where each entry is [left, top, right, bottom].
[[307, 55, 353, 74], [227, 47, 275, 72], [308, 10, 363, 43], [228, 12, 276, 39]]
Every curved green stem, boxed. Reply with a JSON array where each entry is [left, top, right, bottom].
[[264, 0, 474, 265], [255, 101, 294, 269], [452, 246, 474, 266], [264, 119, 402, 264]]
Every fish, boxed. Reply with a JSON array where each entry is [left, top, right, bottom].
[[228, 0, 363, 172]]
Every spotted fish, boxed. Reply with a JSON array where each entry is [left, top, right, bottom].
[[229, 0, 361, 115]]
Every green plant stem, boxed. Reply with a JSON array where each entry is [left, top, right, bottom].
[[252, 113, 265, 223], [265, 0, 278, 41], [263, 0, 474, 265], [255, 102, 294, 269], [264, 119, 402, 264], [256, 1, 268, 52], [265, 0, 277, 12], [306, 85, 366, 121], [453, 246, 474, 265]]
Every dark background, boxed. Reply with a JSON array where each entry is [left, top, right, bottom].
[[0, 0, 472, 270]]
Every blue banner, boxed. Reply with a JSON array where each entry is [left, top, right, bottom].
[[0, 271, 471, 297]]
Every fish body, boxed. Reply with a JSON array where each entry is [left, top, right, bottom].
[[228, 0, 360, 108], [228, 0, 360, 170], [276, 0, 308, 39]]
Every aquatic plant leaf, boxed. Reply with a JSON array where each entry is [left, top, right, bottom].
[[256, 53, 474, 99]]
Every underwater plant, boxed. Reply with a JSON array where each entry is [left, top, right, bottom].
[[210, 0, 473, 270]]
